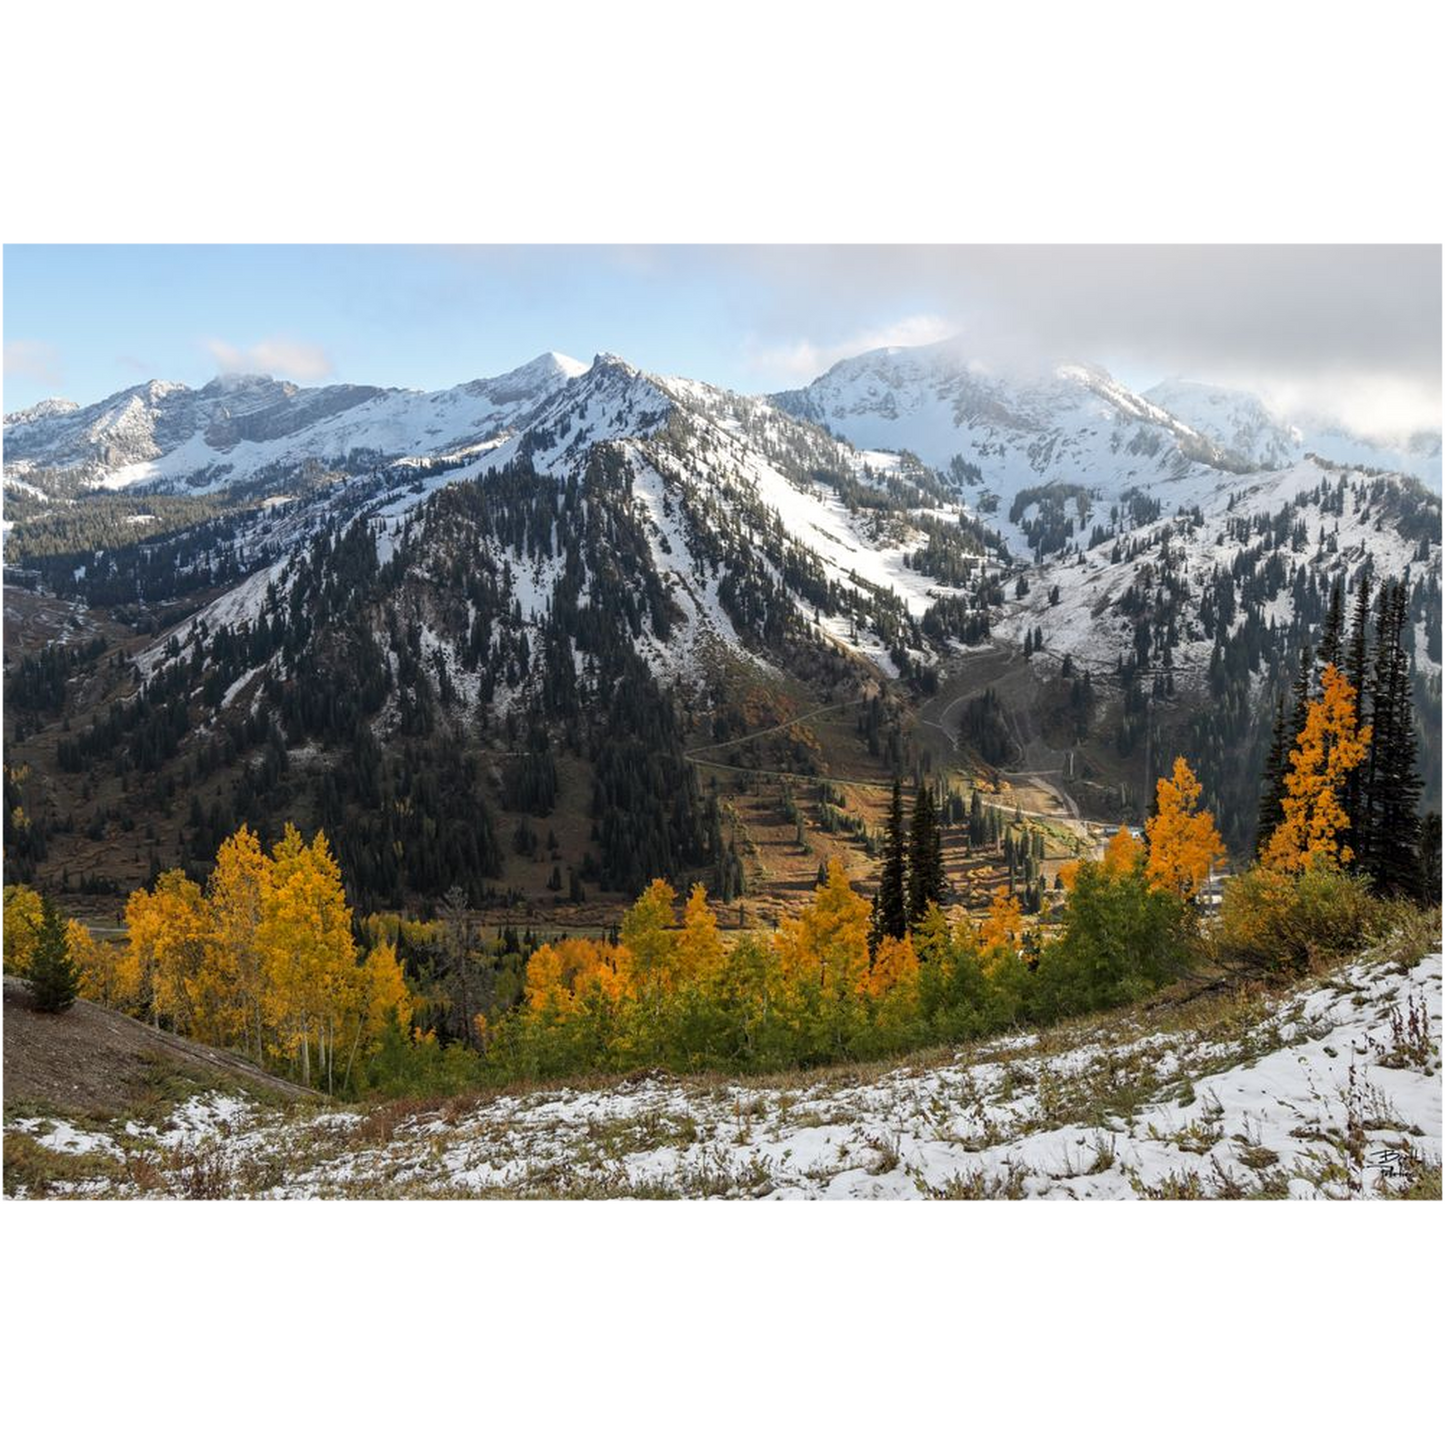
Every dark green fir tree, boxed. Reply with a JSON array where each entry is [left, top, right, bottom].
[[29, 897, 80, 1014], [1361, 581, 1422, 895], [870, 776, 909, 949], [906, 783, 946, 925]]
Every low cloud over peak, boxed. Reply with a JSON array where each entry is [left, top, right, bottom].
[[204, 336, 334, 383]]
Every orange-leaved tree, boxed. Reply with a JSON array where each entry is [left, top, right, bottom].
[[1264, 663, 1371, 872], [977, 885, 1024, 960], [862, 932, 920, 1002], [1145, 757, 1225, 900]]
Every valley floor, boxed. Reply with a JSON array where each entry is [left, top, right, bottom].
[[5, 946, 1439, 1200]]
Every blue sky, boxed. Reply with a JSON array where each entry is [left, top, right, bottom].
[[2, 245, 950, 410], [4, 245, 1439, 437]]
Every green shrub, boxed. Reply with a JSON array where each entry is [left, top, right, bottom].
[[1033, 862, 1193, 1020]]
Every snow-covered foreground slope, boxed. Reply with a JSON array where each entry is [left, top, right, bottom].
[[9, 946, 1438, 1199]]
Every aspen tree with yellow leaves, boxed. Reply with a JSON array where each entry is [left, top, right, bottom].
[[1101, 828, 1144, 878], [620, 879, 678, 1005], [2, 883, 43, 975], [978, 885, 1024, 957], [522, 942, 574, 1017], [258, 825, 358, 1091], [1264, 663, 1372, 872], [676, 883, 727, 986], [863, 933, 920, 1002], [342, 939, 413, 1091], [125, 870, 209, 1033], [68, 919, 141, 1011], [774, 858, 870, 998], [1145, 757, 1225, 901], [207, 824, 271, 1061], [772, 857, 870, 1058]]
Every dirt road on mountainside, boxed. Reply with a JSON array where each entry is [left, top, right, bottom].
[[917, 643, 1090, 841]]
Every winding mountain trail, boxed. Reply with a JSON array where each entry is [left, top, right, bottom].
[[917, 643, 1092, 840]]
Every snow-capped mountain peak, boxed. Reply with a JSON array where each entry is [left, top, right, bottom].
[[2, 396, 81, 426], [2, 352, 592, 498], [1143, 378, 1443, 490]]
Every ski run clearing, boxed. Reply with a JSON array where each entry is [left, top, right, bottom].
[[6, 945, 1439, 1200]]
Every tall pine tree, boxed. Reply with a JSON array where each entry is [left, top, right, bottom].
[[1361, 581, 1422, 894], [1256, 691, 1289, 853], [1319, 579, 1345, 671], [1341, 573, 1373, 863], [870, 776, 909, 947], [1289, 642, 1315, 735], [906, 783, 946, 924]]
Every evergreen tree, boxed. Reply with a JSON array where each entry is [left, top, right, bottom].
[[1361, 582, 1422, 894], [29, 897, 80, 1013], [1341, 573, 1374, 862], [1289, 643, 1314, 734], [1345, 573, 1373, 701], [1319, 579, 1345, 671], [906, 784, 946, 924], [1255, 691, 1289, 853], [870, 776, 909, 947]]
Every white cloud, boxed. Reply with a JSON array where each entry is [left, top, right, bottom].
[[714, 246, 1441, 432], [4, 338, 63, 390], [746, 314, 954, 384], [204, 336, 334, 382]]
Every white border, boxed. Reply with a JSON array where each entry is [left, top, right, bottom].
[[3, 2, 1442, 1437]]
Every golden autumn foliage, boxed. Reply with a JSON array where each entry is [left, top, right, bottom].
[[126, 870, 209, 1033], [3, 883, 44, 975], [773, 858, 871, 999], [1145, 757, 1226, 900], [977, 885, 1024, 957], [677, 883, 727, 986], [1264, 664, 1372, 873], [522, 936, 636, 1017], [496, 858, 1021, 1078], [257, 825, 359, 1089], [621, 879, 679, 1001], [863, 933, 920, 1002], [67, 919, 141, 1010], [110, 824, 417, 1091], [1061, 829, 1143, 894], [207, 823, 270, 1059], [1102, 828, 1144, 878], [1060, 759, 1220, 906]]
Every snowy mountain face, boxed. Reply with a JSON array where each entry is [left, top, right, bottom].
[[1143, 379, 1443, 491], [4, 341, 1440, 899], [769, 344, 1260, 553], [2, 353, 591, 499], [137, 351, 1004, 702], [992, 458, 1441, 677], [772, 345, 1442, 545], [26, 353, 1005, 900]]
